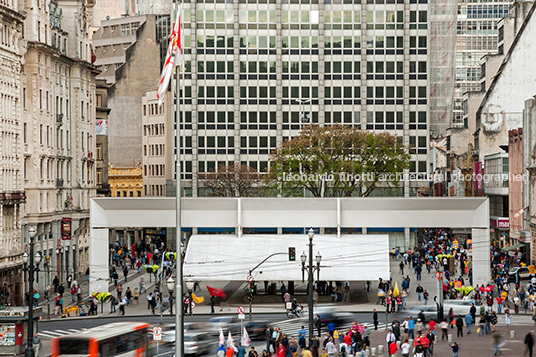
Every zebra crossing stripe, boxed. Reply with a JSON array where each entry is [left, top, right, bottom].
[[39, 328, 85, 339], [38, 330, 66, 338]]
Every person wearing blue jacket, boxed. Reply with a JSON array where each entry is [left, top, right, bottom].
[[464, 313, 474, 334], [408, 317, 416, 339]]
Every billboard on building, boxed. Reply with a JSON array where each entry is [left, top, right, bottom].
[[96, 119, 108, 135], [475, 162, 483, 191], [61, 218, 72, 240]]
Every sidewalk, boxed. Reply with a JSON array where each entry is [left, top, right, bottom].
[[39, 256, 518, 321], [39, 269, 158, 320]]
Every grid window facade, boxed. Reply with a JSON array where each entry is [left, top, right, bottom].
[[175, 1, 431, 197]]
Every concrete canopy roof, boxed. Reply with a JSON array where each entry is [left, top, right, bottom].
[[90, 197, 489, 229]]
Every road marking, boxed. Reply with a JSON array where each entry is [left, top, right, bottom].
[[54, 329, 71, 334], [39, 331, 65, 338]]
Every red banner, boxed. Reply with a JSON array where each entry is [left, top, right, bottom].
[[206, 286, 227, 298]]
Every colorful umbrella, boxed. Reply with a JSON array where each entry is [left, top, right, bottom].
[[165, 252, 177, 260], [454, 286, 474, 295], [207, 286, 227, 298], [142, 264, 159, 274], [94, 292, 111, 303]]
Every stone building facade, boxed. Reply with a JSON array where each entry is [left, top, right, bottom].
[[20, 0, 98, 293], [0, 0, 25, 306]]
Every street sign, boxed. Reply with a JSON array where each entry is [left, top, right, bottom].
[[153, 327, 162, 340], [436, 272, 443, 281], [191, 301, 196, 309], [238, 314, 245, 320], [45, 284, 51, 291], [238, 306, 245, 314], [246, 275, 254, 282]]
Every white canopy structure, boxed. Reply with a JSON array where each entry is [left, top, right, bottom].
[[182, 234, 390, 281], [89, 197, 489, 294]]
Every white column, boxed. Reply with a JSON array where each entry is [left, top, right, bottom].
[[471, 228, 490, 286], [404, 227, 411, 251], [89, 227, 110, 295]]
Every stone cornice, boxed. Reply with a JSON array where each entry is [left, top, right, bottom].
[[0, 5, 26, 23]]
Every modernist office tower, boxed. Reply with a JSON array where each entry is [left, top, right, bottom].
[[451, 0, 512, 129], [169, 0, 439, 197]]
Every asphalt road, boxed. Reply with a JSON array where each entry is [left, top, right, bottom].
[[38, 312, 388, 356], [36, 312, 387, 332]]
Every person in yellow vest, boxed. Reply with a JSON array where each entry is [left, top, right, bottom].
[[332, 329, 339, 347], [501, 290, 508, 306]]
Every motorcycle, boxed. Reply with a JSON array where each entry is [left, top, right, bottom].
[[286, 305, 306, 318]]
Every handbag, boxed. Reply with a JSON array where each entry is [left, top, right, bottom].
[[532, 315, 536, 321]]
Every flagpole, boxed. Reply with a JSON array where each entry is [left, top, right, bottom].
[[174, 2, 183, 357]]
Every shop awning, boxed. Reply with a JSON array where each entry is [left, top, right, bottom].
[[501, 243, 526, 252]]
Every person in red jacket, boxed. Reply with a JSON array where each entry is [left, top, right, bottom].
[[343, 332, 352, 347], [419, 332, 430, 354], [388, 341, 398, 356], [276, 343, 286, 357], [226, 346, 235, 357], [428, 319, 437, 333]]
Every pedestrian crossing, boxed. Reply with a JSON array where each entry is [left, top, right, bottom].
[[268, 319, 388, 338], [38, 328, 88, 339]]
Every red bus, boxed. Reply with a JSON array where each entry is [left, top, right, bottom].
[[50, 321, 150, 356]]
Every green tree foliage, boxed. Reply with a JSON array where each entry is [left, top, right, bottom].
[[265, 125, 410, 197]]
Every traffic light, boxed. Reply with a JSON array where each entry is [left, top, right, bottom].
[[289, 247, 296, 261], [249, 281, 255, 294]]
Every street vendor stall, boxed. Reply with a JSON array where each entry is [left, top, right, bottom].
[[0, 307, 41, 355]]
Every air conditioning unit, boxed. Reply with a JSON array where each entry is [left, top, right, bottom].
[[56, 179, 64, 188], [56, 114, 63, 124]]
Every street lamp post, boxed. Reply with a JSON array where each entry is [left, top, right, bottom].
[[23, 226, 41, 357], [300, 228, 321, 348], [185, 280, 194, 316], [294, 99, 312, 131], [167, 277, 175, 316]]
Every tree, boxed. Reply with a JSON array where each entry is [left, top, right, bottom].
[[197, 163, 262, 197], [265, 124, 410, 197]]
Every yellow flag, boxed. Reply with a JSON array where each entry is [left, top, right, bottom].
[[192, 293, 204, 304], [393, 282, 400, 297]]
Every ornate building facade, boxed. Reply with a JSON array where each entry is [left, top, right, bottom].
[[21, 0, 98, 293], [0, 0, 25, 306], [108, 164, 143, 198]]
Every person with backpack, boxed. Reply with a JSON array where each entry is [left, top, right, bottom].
[[54, 294, 61, 315], [70, 285, 77, 303]]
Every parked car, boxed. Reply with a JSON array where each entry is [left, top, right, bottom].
[[508, 266, 533, 282]]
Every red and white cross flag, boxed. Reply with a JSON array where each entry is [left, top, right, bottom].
[[157, 6, 182, 106]]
